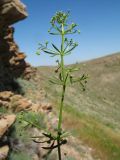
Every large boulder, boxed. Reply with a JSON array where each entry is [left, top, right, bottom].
[[0, 0, 28, 28]]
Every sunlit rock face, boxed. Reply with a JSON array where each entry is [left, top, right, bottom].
[[0, 0, 27, 27], [0, 0, 34, 92]]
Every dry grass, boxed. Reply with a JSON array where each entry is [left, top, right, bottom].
[[62, 104, 120, 160]]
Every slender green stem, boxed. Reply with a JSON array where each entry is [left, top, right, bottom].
[[58, 84, 66, 131], [57, 84, 66, 160], [57, 138, 61, 160], [58, 23, 65, 132], [61, 24, 65, 80], [57, 23, 66, 160]]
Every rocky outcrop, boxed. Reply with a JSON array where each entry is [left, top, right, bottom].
[[0, 114, 16, 160], [0, 91, 55, 160], [0, 0, 27, 28], [0, 0, 35, 92], [0, 91, 53, 113]]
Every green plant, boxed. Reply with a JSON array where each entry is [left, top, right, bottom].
[[0, 106, 7, 113], [36, 11, 87, 160], [9, 112, 47, 159], [9, 152, 32, 160]]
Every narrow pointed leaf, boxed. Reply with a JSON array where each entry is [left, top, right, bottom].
[[65, 45, 77, 54], [44, 50, 56, 55], [68, 67, 80, 72], [49, 32, 60, 35], [52, 44, 60, 53], [59, 73, 62, 81], [49, 78, 63, 85]]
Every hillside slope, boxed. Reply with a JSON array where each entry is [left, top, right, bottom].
[[33, 52, 120, 130], [19, 52, 120, 160]]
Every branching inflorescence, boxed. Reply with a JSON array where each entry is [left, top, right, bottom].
[[36, 11, 88, 160]]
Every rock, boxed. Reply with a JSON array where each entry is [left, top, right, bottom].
[[0, 100, 9, 108], [10, 94, 32, 112], [41, 103, 53, 113], [0, 145, 9, 160], [0, 0, 28, 27], [0, 0, 35, 92], [30, 104, 41, 113], [0, 26, 27, 92], [23, 63, 37, 80], [0, 91, 13, 101], [0, 114, 16, 138], [30, 102, 53, 114], [14, 99, 32, 112], [0, 90, 53, 115]]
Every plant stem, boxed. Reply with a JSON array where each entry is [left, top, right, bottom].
[[57, 83, 66, 160], [58, 84, 66, 131], [57, 23, 66, 160], [57, 138, 62, 160], [61, 24, 65, 80]]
